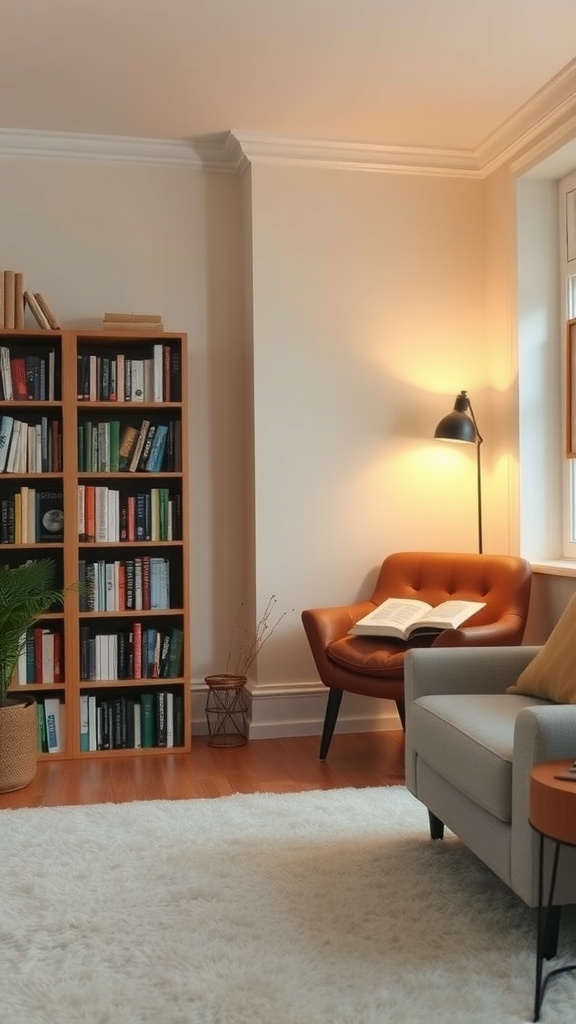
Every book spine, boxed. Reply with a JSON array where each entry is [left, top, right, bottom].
[[128, 419, 151, 472], [14, 273, 24, 329], [4, 271, 15, 329], [24, 290, 50, 329]]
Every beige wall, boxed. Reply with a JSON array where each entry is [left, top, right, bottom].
[[247, 163, 494, 686], [0, 144, 557, 732]]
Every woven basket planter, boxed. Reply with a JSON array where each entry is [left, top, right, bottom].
[[0, 697, 38, 792]]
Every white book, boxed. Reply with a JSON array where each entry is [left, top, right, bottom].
[[0, 414, 14, 473], [350, 597, 486, 640], [77, 484, 85, 539], [79, 694, 90, 752], [88, 695, 97, 751], [0, 347, 13, 400], [26, 424, 36, 473], [6, 419, 22, 473], [153, 345, 163, 402], [95, 486, 109, 542], [131, 359, 144, 401], [107, 488, 119, 542], [17, 421, 28, 473], [109, 633, 118, 680], [41, 630, 55, 685], [44, 697, 63, 753], [105, 561, 115, 612]]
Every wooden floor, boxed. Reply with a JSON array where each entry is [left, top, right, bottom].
[[0, 730, 406, 809]]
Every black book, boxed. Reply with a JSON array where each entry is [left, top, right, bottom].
[[37, 491, 64, 543], [156, 690, 167, 747], [173, 693, 184, 747]]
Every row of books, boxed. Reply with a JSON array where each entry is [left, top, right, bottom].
[[78, 417, 181, 473], [0, 347, 58, 400], [79, 624, 184, 681], [80, 689, 185, 751], [78, 485, 182, 542], [76, 343, 180, 403], [15, 626, 63, 685], [79, 556, 172, 612], [1, 489, 63, 544], [0, 415, 62, 473], [1, 270, 60, 331]]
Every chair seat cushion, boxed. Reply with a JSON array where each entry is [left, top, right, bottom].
[[411, 692, 551, 821], [327, 634, 435, 678]]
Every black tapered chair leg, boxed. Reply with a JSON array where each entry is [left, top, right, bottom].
[[319, 688, 343, 760], [543, 905, 562, 960], [428, 810, 445, 840]]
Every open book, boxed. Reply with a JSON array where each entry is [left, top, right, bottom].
[[349, 597, 486, 640]]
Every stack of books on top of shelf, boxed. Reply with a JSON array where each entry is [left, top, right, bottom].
[[102, 313, 164, 333], [0, 269, 60, 330]]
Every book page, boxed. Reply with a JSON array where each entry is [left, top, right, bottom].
[[420, 599, 485, 629], [356, 598, 433, 630]]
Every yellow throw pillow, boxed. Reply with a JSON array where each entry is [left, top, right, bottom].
[[507, 593, 576, 702]]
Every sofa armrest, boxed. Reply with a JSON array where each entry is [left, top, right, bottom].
[[511, 705, 576, 902], [404, 646, 540, 704]]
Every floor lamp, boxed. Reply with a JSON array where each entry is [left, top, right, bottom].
[[434, 390, 484, 554]]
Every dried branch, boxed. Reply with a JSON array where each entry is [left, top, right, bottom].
[[226, 595, 291, 677]]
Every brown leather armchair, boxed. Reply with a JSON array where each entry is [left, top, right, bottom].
[[302, 551, 532, 759]]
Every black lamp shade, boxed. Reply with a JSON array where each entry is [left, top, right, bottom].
[[434, 391, 477, 444]]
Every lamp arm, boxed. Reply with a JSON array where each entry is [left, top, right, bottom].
[[466, 398, 483, 445]]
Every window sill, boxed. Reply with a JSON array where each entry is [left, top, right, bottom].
[[531, 560, 576, 577]]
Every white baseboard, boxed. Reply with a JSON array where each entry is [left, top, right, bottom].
[[191, 678, 401, 739]]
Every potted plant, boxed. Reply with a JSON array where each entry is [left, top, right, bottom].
[[0, 558, 67, 792]]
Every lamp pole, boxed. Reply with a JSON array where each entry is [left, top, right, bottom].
[[434, 390, 483, 555]]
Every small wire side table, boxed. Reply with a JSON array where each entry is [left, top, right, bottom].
[[204, 674, 249, 747]]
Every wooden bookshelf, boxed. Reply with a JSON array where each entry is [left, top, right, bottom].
[[1, 328, 190, 758]]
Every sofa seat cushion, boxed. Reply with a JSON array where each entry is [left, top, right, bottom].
[[411, 692, 551, 821], [327, 634, 435, 678]]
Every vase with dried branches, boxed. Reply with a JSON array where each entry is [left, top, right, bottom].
[[205, 595, 289, 748]]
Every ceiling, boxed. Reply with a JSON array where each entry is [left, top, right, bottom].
[[1, 0, 576, 158]]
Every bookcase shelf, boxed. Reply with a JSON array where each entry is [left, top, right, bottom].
[[1, 328, 190, 759]]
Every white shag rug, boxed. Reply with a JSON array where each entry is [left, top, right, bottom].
[[1, 785, 575, 1024]]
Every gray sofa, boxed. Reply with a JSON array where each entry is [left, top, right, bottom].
[[405, 645, 576, 908]]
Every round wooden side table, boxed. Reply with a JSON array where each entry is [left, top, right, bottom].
[[529, 759, 576, 1021]]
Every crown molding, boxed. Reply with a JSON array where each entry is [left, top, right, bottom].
[[1, 58, 576, 178], [229, 131, 481, 178], [0, 128, 237, 170], [476, 57, 576, 176]]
